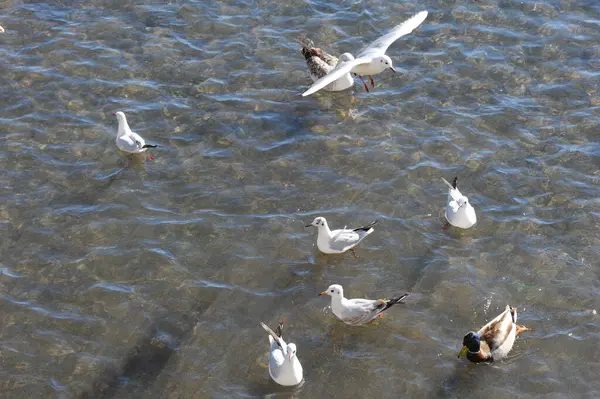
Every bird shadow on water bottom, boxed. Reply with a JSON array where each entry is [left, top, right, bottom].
[[433, 350, 536, 399], [81, 313, 198, 399], [243, 377, 307, 399]]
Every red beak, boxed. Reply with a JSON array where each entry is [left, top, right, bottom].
[[390, 67, 396, 73], [112, 112, 116, 116]]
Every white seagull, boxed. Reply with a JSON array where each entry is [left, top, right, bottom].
[[260, 322, 303, 387], [301, 39, 354, 92], [305, 216, 377, 257], [301, 10, 428, 96], [114, 111, 157, 160], [442, 176, 477, 229], [319, 284, 409, 326]]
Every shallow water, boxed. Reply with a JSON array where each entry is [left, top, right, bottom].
[[1, 0, 600, 397]]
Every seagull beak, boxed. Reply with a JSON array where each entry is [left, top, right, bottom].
[[112, 112, 116, 116], [305, 223, 313, 227], [319, 291, 327, 296], [390, 67, 396, 73]]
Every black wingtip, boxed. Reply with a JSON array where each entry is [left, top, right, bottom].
[[452, 176, 458, 189], [142, 144, 158, 149], [391, 293, 409, 304], [353, 219, 379, 232]]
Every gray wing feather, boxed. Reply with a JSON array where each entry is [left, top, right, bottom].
[[302, 57, 369, 96], [358, 11, 428, 57]]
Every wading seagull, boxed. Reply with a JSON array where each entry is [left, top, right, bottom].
[[301, 10, 428, 96], [305, 216, 378, 257], [114, 111, 158, 160], [301, 38, 354, 92], [442, 176, 477, 229], [260, 322, 303, 386], [458, 305, 530, 363], [319, 284, 409, 326]]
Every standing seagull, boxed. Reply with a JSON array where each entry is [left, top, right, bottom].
[[114, 111, 157, 160], [319, 284, 409, 326], [301, 39, 355, 92], [305, 216, 377, 257], [442, 176, 477, 229], [458, 305, 530, 363], [260, 322, 303, 386], [301, 10, 428, 96]]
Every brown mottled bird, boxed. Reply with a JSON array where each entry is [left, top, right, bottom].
[[300, 39, 354, 92]]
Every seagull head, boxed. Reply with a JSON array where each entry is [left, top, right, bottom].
[[457, 197, 469, 209], [306, 216, 327, 229], [378, 55, 395, 73], [113, 111, 127, 124], [320, 284, 343, 299], [286, 343, 297, 362]]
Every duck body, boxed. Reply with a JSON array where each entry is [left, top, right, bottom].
[[459, 305, 530, 363]]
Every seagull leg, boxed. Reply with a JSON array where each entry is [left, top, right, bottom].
[[350, 248, 359, 259], [358, 75, 370, 92], [442, 221, 451, 230], [369, 75, 375, 87], [377, 313, 384, 319], [516, 325, 531, 336], [146, 154, 154, 161]]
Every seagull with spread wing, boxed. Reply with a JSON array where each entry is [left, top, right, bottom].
[[301, 10, 428, 96]]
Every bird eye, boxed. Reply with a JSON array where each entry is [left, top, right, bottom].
[[330, 289, 334, 293]]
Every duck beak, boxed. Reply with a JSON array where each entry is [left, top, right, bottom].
[[390, 67, 396, 73], [457, 346, 468, 358], [319, 291, 327, 296]]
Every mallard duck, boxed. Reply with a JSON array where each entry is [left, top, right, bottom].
[[458, 305, 530, 363]]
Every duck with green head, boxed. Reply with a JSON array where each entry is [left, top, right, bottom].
[[458, 305, 530, 363]]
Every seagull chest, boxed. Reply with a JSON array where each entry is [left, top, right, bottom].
[[352, 61, 386, 76]]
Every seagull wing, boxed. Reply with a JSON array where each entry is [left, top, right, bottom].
[[130, 132, 146, 149], [343, 299, 383, 325], [448, 200, 460, 213], [260, 322, 287, 355], [329, 229, 360, 252], [441, 177, 462, 202], [302, 57, 370, 96], [357, 11, 428, 58]]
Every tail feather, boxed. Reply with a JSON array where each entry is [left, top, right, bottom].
[[441, 177, 457, 190], [381, 293, 409, 312], [353, 219, 379, 232], [142, 144, 158, 149], [260, 322, 283, 349]]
